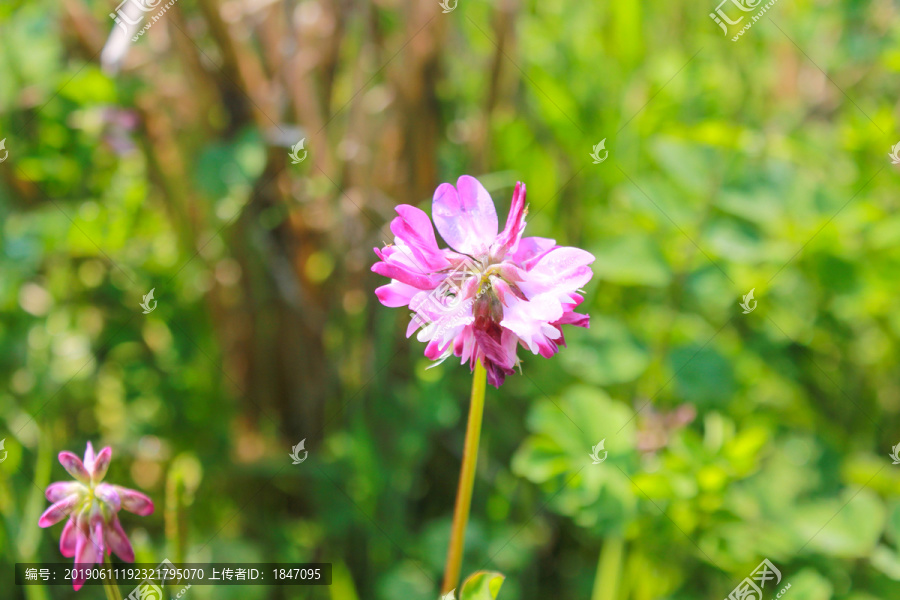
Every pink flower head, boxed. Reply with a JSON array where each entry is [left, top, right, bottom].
[[372, 175, 594, 387], [39, 442, 154, 590]]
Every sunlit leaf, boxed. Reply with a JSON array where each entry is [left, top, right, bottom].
[[459, 571, 505, 600]]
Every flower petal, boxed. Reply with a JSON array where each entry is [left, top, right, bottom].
[[60, 518, 78, 558], [473, 330, 517, 388], [73, 526, 101, 590], [90, 446, 112, 482], [390, 205, 451, 270], [493, 182, 527, 256], [555, 309, 590, 329], [510, 237, 557, 270], [374, 281, 421, 308], [90, 516, 106, 558], [38, 495, 80, 528], [495, 280, 564, 355], [409, 277, 476, 344], [95, 483, 122, 513], [371, 246, 448, 290], [515, 246, 595, 299], [46, 481, 85, 503], [432, 176, 498, 255], [83, 441, 95, 473], [105, 517, 135, 562], [58, 451, 91, 484], [113, 486, 155, 516]]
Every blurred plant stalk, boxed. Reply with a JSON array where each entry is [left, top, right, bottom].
[[591, 535, 623, 600], [165, 463, 189, 595], [442, 360, 488, 593], [22, 432, 52, 600], [102, 554, 123, 600], [165, 469, 188, 565]]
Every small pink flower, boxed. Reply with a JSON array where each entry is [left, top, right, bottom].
[[373, 175, 594, 387], [39, 442, 154, 590]]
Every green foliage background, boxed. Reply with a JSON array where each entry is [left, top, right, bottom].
[[1, 0, 900, 598]]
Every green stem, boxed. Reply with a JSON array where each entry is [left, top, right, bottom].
[[591, 535, 624, 600], [102, 554, 124, 600], [441, 360, 488, 594], [166, 471, 187, 566], [166, 468, 188, 596]]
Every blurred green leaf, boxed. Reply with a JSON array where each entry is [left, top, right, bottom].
[[669, 345, 735, 407], [590, 235, 672, 286], [794, 489, 885, 558], [784, 568, 834, 600], [460, 571, 505, 600], [560, 316, 650, 385]]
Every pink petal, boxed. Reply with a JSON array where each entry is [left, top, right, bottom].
[[105, 517, 135, 562], [510, 237, 558, 269], [91, 446, 112, 482], [410, 288, 475, 346], [474, 327, 517, 371], [83, 441, 95, 472], [423, 336, 453, 360], [476, 333, 517, 388], [371, 257, 446, 290], [38, 496, 79, 528], [60, 518, 78, 557], [493, 182, 527, 256], [90, 517, 106, 558], [406, 312, 428, 338], [73, 527, 101, 590], [454, 325, 476, 365], [555, 309, 590, 328], [95, 483, 122, 512], [495, 281, 564, 355], [563, 292, 585, 308], [485, 364, 506, 388], [432, 176, 498, 255], [74, 523, 100, 564], [58, 451, 91, 484], [516, 246, 595, 299], [390, 205, 451, 270], [530, 246, 595, 277], [374, 281, 421, 308], [114, 486, 155, 516], [46, 481, 84, 502]]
